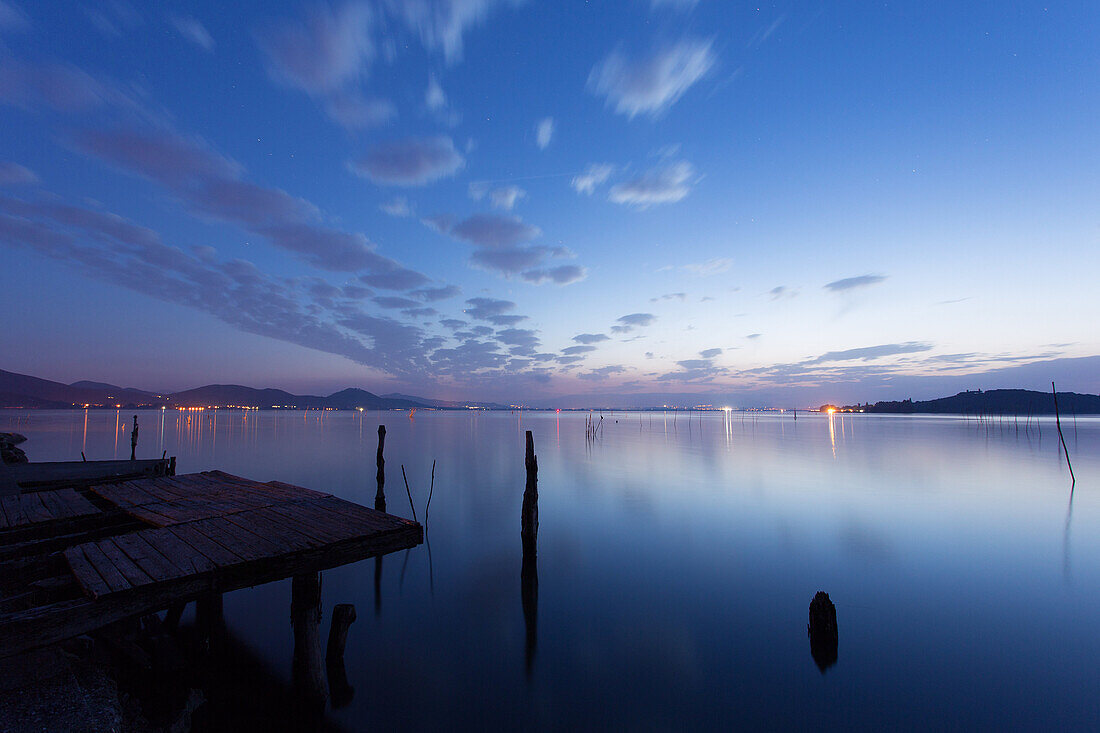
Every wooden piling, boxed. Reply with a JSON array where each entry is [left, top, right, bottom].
[[521, 430, 538, 676], [326, 603, 357, 708], [291, 573, 327, 711], [375, 425, 386, 513], [130, 415, 139, 461]]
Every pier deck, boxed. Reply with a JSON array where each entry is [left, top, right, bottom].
[[0, 471, 421, 657]]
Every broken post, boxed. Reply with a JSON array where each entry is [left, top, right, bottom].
[[326, 603, 357, 708], [375, 425, 386, 513], [807, 591, 838, 673], [1052, 382, 1076, 485]]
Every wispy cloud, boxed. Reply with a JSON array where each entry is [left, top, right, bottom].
[[573, 333, 609, 344], [535, 117, 554, 149], [256, 3, 374, 94], [682, 257, 730, 276], [379, 196, 412, 217], [172, 16, 214, 52], [805, 342, 933, 365], [588, 38, 715, 118], [609, 160, 696, 207], [824, 274, 887, 292], [350, 136, 464, 185], [572, 163, 614, 195], [0, 161, 38, 185], [521, 264, 586, 285], [611, 312, 656, 333]]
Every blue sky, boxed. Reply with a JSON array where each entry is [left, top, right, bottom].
[[0, 0, 1098, 403]]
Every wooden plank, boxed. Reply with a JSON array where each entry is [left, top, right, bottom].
[[91, 538, 154, 588], [35, 490, 71, 520], [90, 481, 160, 508], [0, 494, 9, 528], [220, 511, 307, 555], [166, 524, 242, 567], [110, 532, 185, 583], [50, 489, 97, 518], [250, 506, 332, 547], [78, 542, 132, 594], [19, 494, 55, 525], [0, 495, 25, 527], [62, 546, 112, 600], [187, 517, 281, 562], [312, 496, 412, 532], [265, 502, 348, 544], [140, 528, 215, 576]]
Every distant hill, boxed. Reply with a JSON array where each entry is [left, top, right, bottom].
[[0, 369, 431, 410], [849, 389, 1100, 415], [0, 369, 163, 408]]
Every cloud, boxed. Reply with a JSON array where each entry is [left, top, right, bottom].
[[0, 161, 37, 185], [535, 117, 554, 149], [561, 345, 596, 355], [746, 333, 761, 339], [463, 296, 516, 320], [611, 312, 656, 333], [470, 246, 546, 275], [805, 342, 933, 365], [384, 0, 521, 63], [411, 284, 460, 301], [324, 92, 396, 129], [446, 213, 539, 247], [588, 38, 714, 118], [699, 348, 722, 358], [256, 2, 373, 94], [824, 274, 887, 292], [650, 292, 686, 302], [521, 264, 586, 285], [0, 59, 127, 112], [380, 196, 412, 217], [578, 365, 626, 381], [425, 74, 446, 110], [682, 257, 731, 276], [573, 333, 609, 344], [609, 160, 696, 207], [572, 163, 613, 195], [351, 136, 464, 185], [172, 16, 214, 52], [769, 285, 795, 300], [490, 185, 525, 210]]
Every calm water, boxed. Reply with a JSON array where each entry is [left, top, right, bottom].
[[4, 408, 1100, 730]]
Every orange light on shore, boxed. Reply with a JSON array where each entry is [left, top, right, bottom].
[[826, 407, 837, 414]]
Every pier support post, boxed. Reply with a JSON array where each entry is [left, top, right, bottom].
[[326, 603, 356, 708], [291, 573, 327, 712]]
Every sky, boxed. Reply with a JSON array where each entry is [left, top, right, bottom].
[[0, 0, 1098, 405]]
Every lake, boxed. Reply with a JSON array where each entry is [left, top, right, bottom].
[[3, 408, 1098, 730]]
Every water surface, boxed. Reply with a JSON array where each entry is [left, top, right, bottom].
[[4, 409, 1098, 730]]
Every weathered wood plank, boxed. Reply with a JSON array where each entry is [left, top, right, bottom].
[[63, 546, 112, 600], [111, 532, 185, 583], [250, 506, 332, 547], [187, 517, 281, 562], [79, 542, 132, 594], [1, 495, 25, 527], [141, 528, 215, 576], [35, 490, 70, 521], [166, 524, 242, 567], [220, 511, 307, 555], [19, 494, 55, 525], [93, 538, 153, 588]]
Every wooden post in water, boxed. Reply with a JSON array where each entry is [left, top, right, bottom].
[[375, 425, 386, 513], [291, 573, 327, 712], [326, 603, 357, 708], [521, 430, 539, 677], [130, 415, 139, 460]]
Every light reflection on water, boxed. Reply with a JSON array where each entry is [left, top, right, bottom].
[[3, 409, 1100, 730]]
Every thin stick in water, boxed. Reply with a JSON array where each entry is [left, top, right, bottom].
[[1052, 381, 1076, 485], [424, 460, 436, 525], [401, 465, 418, 522]]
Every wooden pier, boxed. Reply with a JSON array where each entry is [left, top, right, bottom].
[[0, 470, 422, 658]]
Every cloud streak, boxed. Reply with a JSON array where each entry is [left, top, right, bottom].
[[588, 38, 715, 118]]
